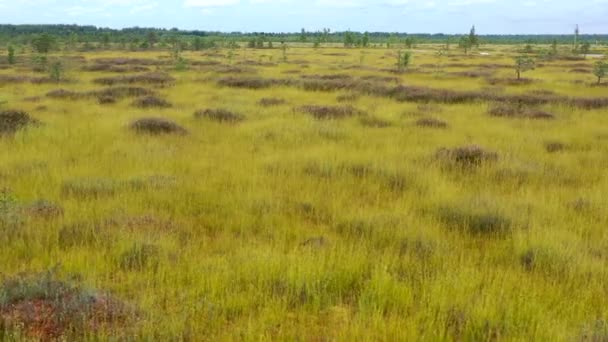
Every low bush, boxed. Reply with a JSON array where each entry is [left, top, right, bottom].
[[129, 117, 188, 135], [0, 110, 38, 135], [194, 109, 245, 123]]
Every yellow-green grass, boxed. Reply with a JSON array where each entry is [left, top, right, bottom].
[[0, 45, 607, 340]]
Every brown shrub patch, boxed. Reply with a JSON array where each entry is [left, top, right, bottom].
[[46, 89, 84, 100], [486, 78, 534, 86], [545, 141, 567, 153], [0, 110, 38, 135], [416, 117, 449, 128], [436, 145, 498, 167], [131, 96, 172, 108], [258, 97, 286, 107], [488, 103, 555, 119], [336, 93, 360, 102], [194, 109, 245, 123], [360, 116, 392, 128], [217, 77, 286, 89], [129, 117, 187, 135], [92, 86, 155, 99], [93, 72, 175, 86], [296, 105, 363, 119]]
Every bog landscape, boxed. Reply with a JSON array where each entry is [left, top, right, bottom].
[[1, 25, 608, 340]]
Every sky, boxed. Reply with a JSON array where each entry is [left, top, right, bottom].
[[0, 0, 607, 34]]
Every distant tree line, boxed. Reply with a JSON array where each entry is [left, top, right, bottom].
[[1, 24, 607, 51]]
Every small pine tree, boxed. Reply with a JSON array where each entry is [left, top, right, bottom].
[[281, 43, 288, 62], [580, 42, 591, 58], [593, 60, 606, 84], [396, 50, 411, 72], [458, 36, 471, 55], [7, 45, 15, 65], [49, 61, 63, 82], [514, 56, 535, 80]]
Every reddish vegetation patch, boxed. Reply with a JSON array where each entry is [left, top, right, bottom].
[[0, 272, 134, 340]]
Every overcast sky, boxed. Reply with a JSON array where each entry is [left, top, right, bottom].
[[0, 0, 607, 34]]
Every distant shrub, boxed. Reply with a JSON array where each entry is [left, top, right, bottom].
[[544, 141, 566, 153], [0, 110, 38, 135], [415, 117, 448, 128], [129, 117, 187, 135], [93, 86, 155, 99], [46, 88, 83, 100], [93, 72, 175, 86], [131, 96, 172, 108], [336, 93, 359, 102], [194, 109, 245, 123], [97, 95, 117, 105], [488, 103, 555, 119], [437, 205, 512, 236], [359, 116, 392, 128], [258, 97, 286, 107], [297, 105, 362, 119], [436, 145, 498, 167], [217, 77, 283, 89]]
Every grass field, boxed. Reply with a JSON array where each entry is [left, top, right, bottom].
[[1, 44, 608, 340]]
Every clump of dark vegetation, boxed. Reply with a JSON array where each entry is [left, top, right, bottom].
[[437, 205, 512, 237], [93, 86, 155, 99], [129, 117, 188, 135], [97, 95, 117, 105], [258, 97, 286, 107], [436, 145, 498, 167], [194, 109, 245, 123], [90, 57, 166, 66], [486, 77, 534, 86], [46, 89, 84, 100], [119, 243, 161, 271], [0, 110, 38, 135], [296, 105, 363, 120], [487, 103, 555, 119], [359, 116, 392, 128], [131, 96, 172, 108], [300, 74, 352, 81], [216, 75, 608, 109], [0, 271, 134, 340], [217, 77, 286, 89], [336, 93, 359, 102], [415, 117, 449, 128], [545, 141, 567, 153], [82, 64, 150, 73], [93, 72, 175, 86], [21, 200, 64, 220], [61, 178, 119, 199]]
